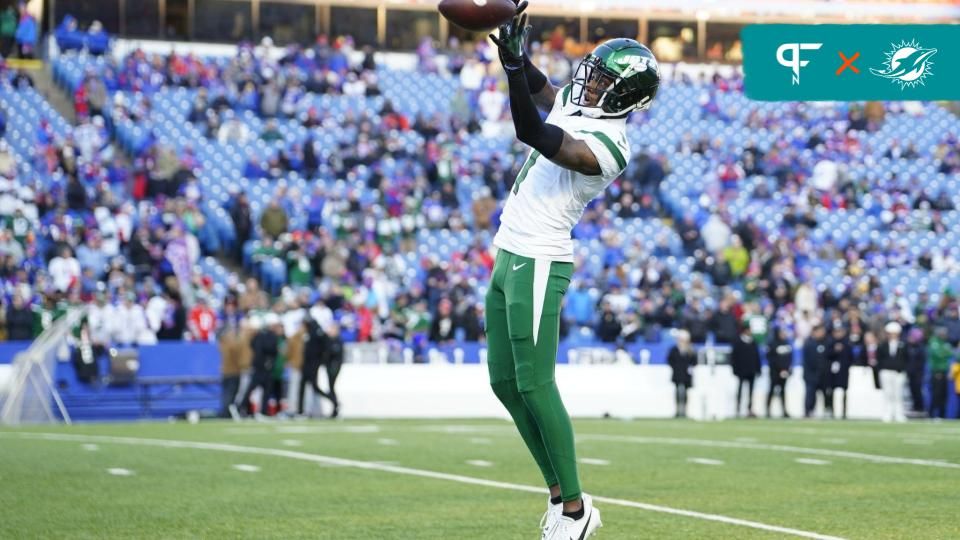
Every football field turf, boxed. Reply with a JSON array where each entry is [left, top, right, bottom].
[[1, 418, 958, 539]]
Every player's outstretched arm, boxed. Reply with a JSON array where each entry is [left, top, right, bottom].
[[489, 2, 558, 112], [501, 64, 601, 176]]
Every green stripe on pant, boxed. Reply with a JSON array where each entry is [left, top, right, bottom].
[[485, 248, 580, 502]]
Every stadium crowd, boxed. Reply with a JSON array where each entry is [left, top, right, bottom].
[[0, 20, 959, 419]]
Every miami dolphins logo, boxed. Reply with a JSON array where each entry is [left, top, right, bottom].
[[870, 39, 937, 90]]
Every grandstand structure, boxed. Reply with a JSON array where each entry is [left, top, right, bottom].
[[0, 0, 958, 421]]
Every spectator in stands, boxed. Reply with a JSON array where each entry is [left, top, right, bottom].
[[667, 329, 696, 418], [803, 323, 828, 418], [188, 295, 217, 342], [826, 322, 853, 419], [676, 214, 702, 254], [156, 289, 186, 340], [732, 324, 761, 417], [477, 80, 504, 135], [217, 112, 251, 144], [5, 293, 32, 340], [54, 15, 83, 53], [596, 302, 622, 344], [13, 2, 36, 59], [87, 292, 112, 352], [0, 229, 23, 265], [429, 298, 457, 344], [49, 246, 80, 293], [927, 326, 953, 419], [877, 322, 907, 423], [701, 213, 731, 253], [723, 235, 750, 278], [457, 303, 483, 342], [111, 292, 149, 347], [76, 233, 108, 279], [260, 119, 283, 142], [0, 5, 15, 56], [710, 297, 738, 345], [0, 141, 15, 179], [86, 20, 110, 56], [259, 199, 288, 239]]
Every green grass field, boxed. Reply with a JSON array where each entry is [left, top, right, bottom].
[[1, 418, 959, 539]]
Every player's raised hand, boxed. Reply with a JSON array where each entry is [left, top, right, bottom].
[[488, 1, 531, 71]]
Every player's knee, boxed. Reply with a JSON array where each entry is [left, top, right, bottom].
[[490, 378, 521, 403]]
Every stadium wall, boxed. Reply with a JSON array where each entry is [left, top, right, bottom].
[[2, 341, 943, 420], [329, 364, 916, 420]]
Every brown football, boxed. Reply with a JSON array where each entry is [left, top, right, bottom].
[[438, 0, 517, 32]]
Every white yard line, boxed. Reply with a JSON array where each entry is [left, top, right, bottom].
[[468, 437, 492, 445], [224, 425, 382, 435], [106, 468, 134, 476], [578, 458, 611, 466], [232, 464, 261, 473], [901, 439, 934, 446], [3, 432, 844, 540], [688, 458, 725, 466], [796, 458, 831, 466], [578, 434, 960, 470], [647, 422, 960, 441]]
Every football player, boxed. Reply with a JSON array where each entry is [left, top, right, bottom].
[[486, 3, 660, 539]]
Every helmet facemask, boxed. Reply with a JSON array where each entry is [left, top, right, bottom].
[[571, 53, 658, 118]]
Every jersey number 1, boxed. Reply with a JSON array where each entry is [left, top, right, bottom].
[[512, 150, 541, 195]]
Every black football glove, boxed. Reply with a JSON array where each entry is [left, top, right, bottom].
[[488, 1, 530, 72]]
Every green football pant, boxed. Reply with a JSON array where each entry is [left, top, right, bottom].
[[485, 248, 580, 502]]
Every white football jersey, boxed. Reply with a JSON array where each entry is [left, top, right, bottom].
[[493, 85, 630, 262]]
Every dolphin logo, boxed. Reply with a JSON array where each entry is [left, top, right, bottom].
[[871, 40, 937, 89]]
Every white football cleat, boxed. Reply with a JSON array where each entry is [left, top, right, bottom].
[[539, 497, 562, 539], [543, 493, 602, 540]]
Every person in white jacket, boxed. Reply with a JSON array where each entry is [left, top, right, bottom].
[[110, 293, 148, 346], [86, 292, 115, 347], [48, 247, 81, 293]]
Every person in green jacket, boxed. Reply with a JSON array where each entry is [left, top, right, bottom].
[[927, 326, 954, 419], [0, 6, 16, 56]]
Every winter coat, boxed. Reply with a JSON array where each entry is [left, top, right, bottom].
[[731, 336, 761, 379], [667, 346, 697, 387], [826, 337, 854, 389], [802, 338, 828, 385], [14, 14, 36, 47], [768, 337, 793, 383], [877, 340, 907, 372]]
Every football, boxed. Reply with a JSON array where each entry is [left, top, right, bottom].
[[438, 0, 518, 32]]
